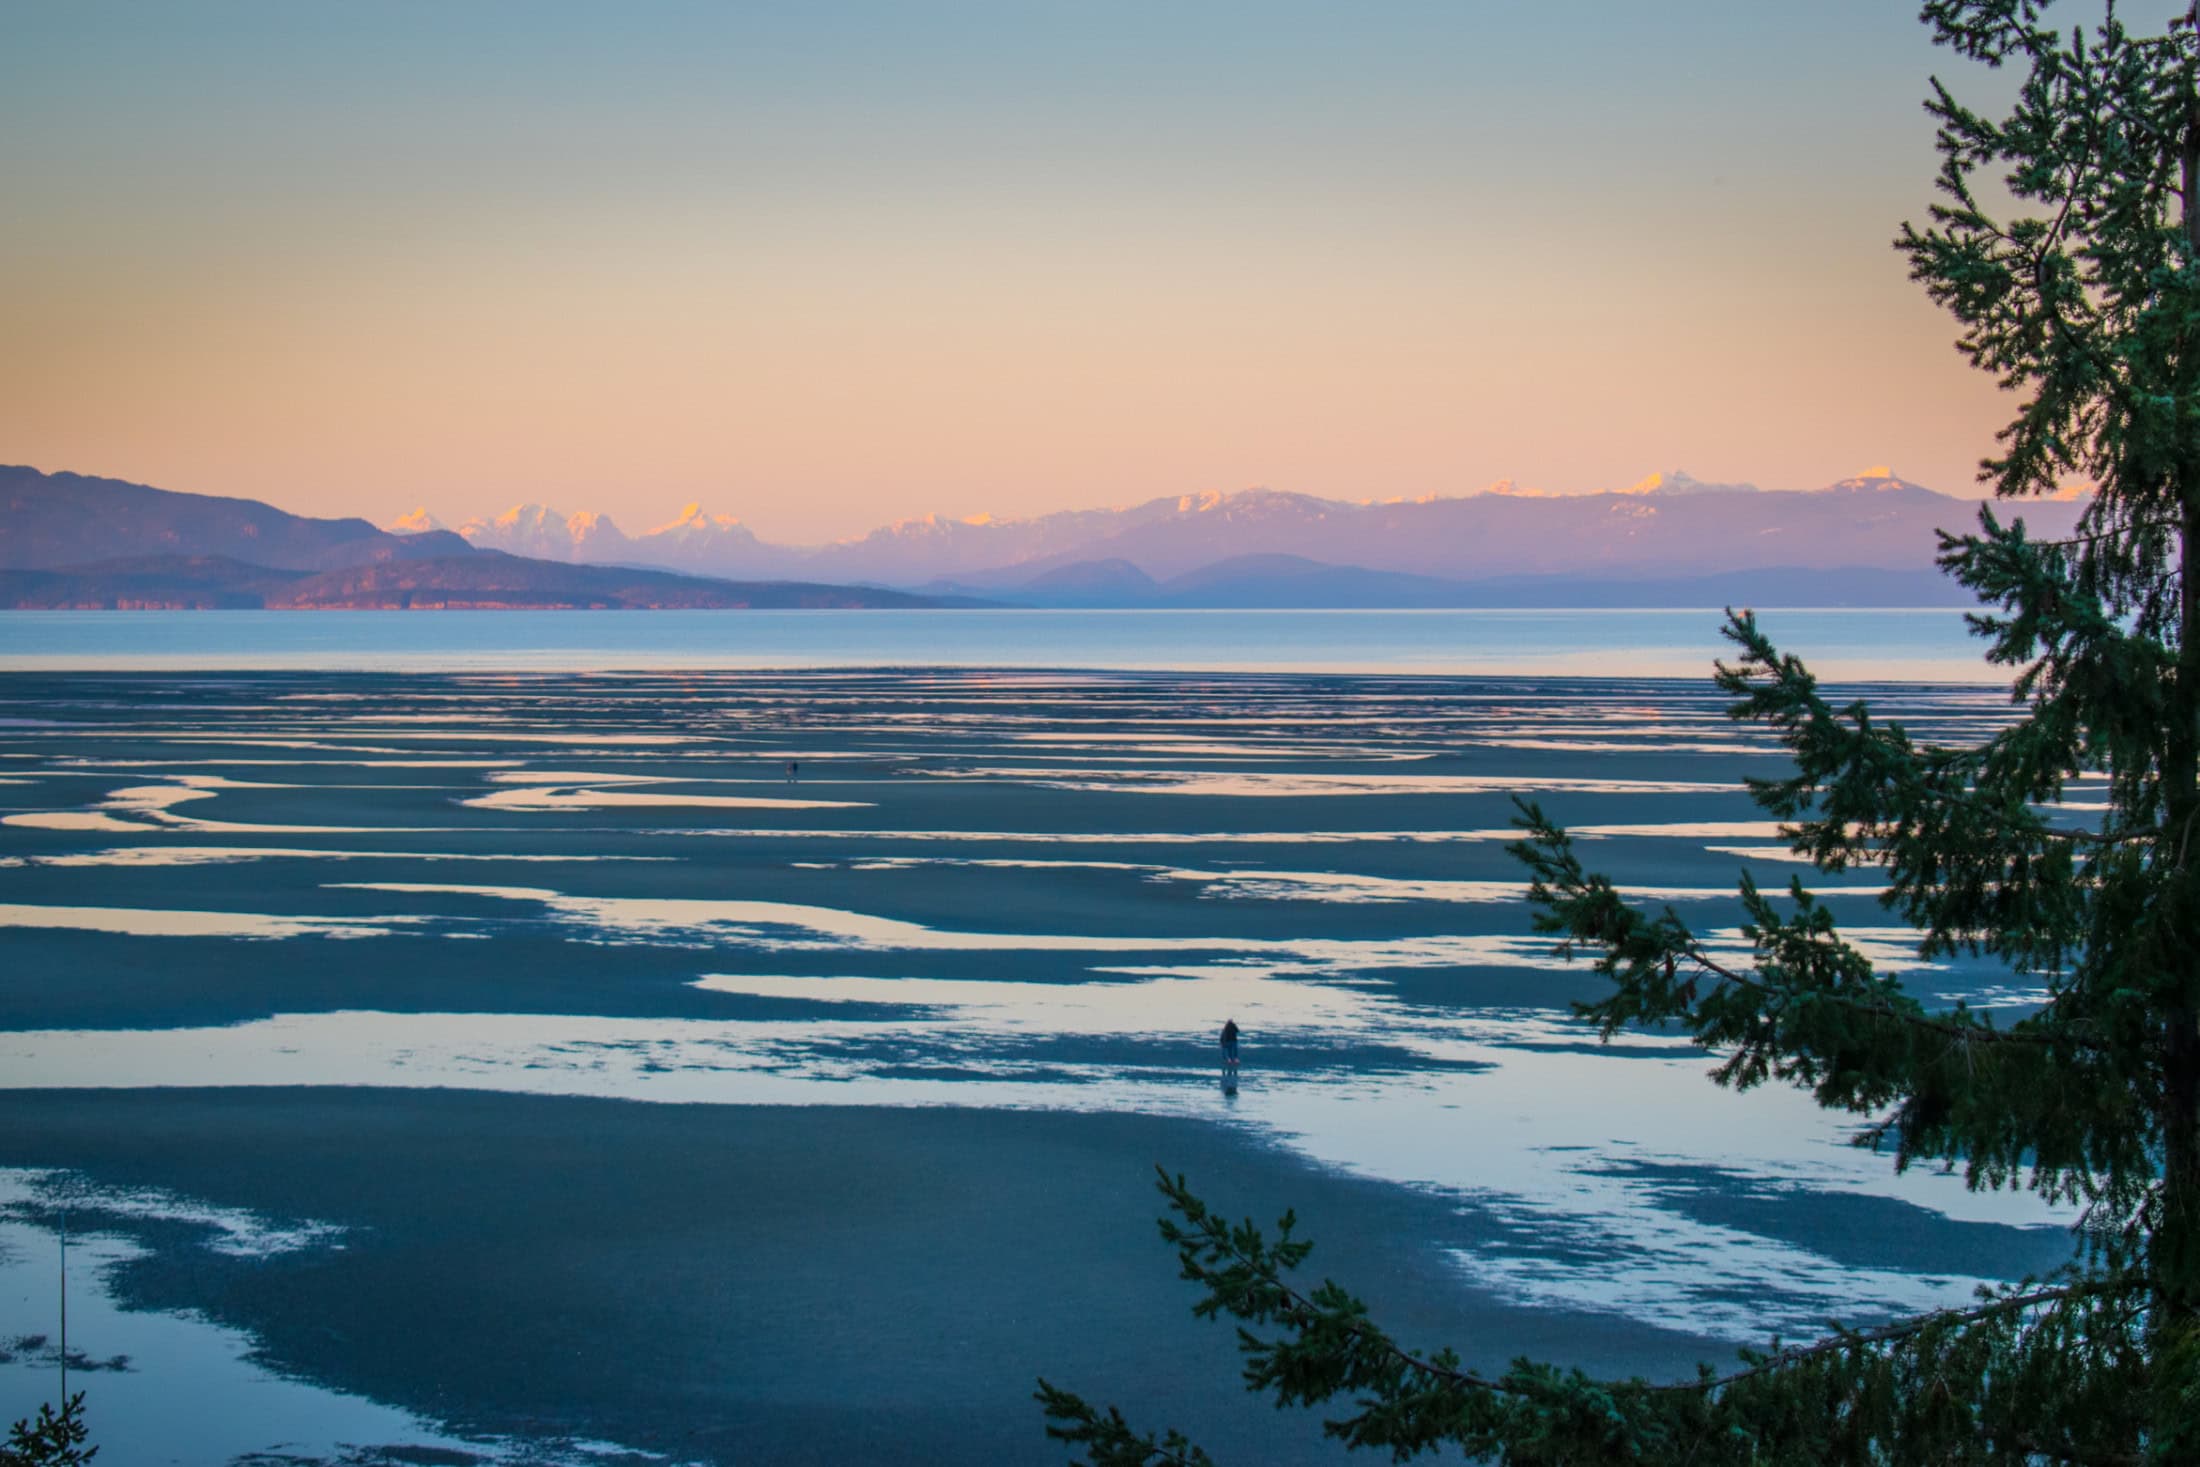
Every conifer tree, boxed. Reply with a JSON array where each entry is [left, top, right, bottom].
[[1039, 2, 2200, 1458]]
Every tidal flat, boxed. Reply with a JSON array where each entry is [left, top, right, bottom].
[[0, 670, 2074, 1464]]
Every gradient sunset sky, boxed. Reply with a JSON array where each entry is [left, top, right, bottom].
[[0, 2, 2078, 542]]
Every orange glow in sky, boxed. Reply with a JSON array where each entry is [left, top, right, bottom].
[[0, 2, 2040, 542]]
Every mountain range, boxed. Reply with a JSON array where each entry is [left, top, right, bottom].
[[0, 467, 963, 610], [397, 466, 2091, 604], [2, 462, 2094, 609]]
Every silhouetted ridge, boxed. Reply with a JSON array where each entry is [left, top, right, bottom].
[[0, 550, 972, 609]]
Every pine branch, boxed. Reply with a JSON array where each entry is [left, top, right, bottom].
[[1160, 1164, 2121, 1401], [1665, 927, 2110, 1051], [2027, 521, 2179, 549], [1509, 789, 2159, 1203], [1863, 776, 2141, 848], [0, 1394, 96, 1467], [1682, 1283, 2116, 1392], [1511, 799, 2114, 1054], [1152, 1166, 1527, 1399], [1716, 608, 2134, 850], [1034, 1380, 1215, 1467], [1122, 1168, 2153, 1461]]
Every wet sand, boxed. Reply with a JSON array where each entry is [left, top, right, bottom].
[[0, 670, 2078, 1463], [0, 1088, 1721, 1465]]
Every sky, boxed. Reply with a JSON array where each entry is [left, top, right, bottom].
[[0, 1, 2122, 544]]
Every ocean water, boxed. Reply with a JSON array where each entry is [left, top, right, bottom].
[[0, 606, 2001, 680]]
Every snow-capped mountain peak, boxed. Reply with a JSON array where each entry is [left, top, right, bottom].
[[624, 502, 762, 573], [459, 504, 556, 542], [1623, 470, 1760, 497], [387, 507, 446, 535], [1815, 467, 1928, 495], [564, 509, 627, 552], [490, 503, 557, 531], [452, 503, 637, 561], [653, 501, 747, 537]]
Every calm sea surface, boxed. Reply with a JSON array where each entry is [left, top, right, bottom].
[[0, 607, 1997, 680]]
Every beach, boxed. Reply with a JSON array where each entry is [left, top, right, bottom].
[[0, 667, 2073, 1463]]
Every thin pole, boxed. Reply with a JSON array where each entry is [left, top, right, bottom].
[[58, 1196, 67, 1402]]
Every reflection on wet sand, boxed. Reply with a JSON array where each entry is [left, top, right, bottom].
[[0, 903, 422, 940], [463, 787, 873, 812], [0, 996, 2043, 1339], [0, 1170, 668, 1466]]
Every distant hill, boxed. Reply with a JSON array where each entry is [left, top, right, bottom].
[[1008, 558, 1160, 602], [1154, 554, 1485, 609], [1, 465, 472, 570], [0, 551, 968, 610], [1424, 565, 1978, 609], [409, 469, 2094, 590], [954, 554, 1484, 608], [276, 553, 957, 609], [948, 554, 1970, 609], [0, 555, 307, 609]]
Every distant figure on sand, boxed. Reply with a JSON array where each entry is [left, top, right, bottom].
[[1220, 1018, 1240, 1071], [785, 759, 799, 784]]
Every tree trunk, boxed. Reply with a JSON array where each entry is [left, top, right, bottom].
[[2167, 457, 2200, 1313], [2163, 22, 2200, 1342]]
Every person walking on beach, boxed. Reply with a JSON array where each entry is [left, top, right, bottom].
[[1219, 1018, 1240, 1072], [784, 759, 799, 784]]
